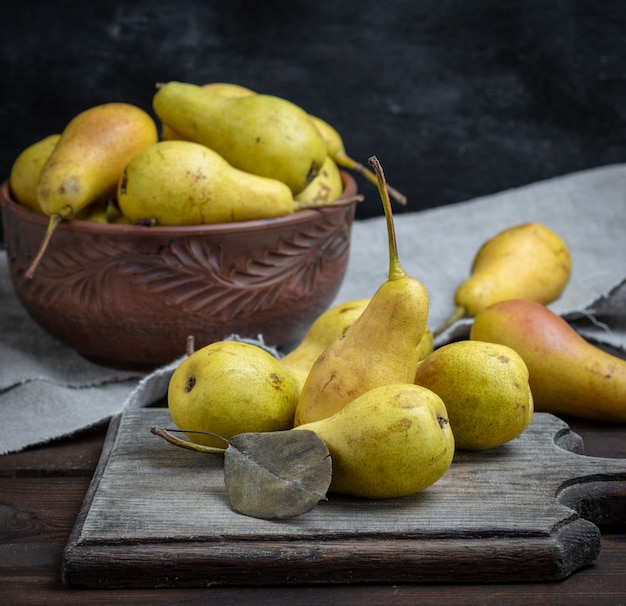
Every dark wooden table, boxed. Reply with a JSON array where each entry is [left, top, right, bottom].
[[2, 402, 626, 605]]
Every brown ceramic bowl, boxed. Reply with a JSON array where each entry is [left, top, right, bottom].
[[0, 172, 357, 367]]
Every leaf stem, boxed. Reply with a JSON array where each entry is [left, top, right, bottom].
[[151, 426, 227, 454]]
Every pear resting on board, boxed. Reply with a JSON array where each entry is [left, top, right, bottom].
[[294, 156, 429, 426], [294, 383, 454, 498], [167, 340, 300, 449], [470, 298, 626, 423], [414, 340, 533, 450], [433, 222, 572, 337]]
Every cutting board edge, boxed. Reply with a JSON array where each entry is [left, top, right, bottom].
[[61, 515, 601, 588]]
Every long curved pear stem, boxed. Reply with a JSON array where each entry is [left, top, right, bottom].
[[368, 155, 405, 281], [24, 214, 63, 280], [339, 152, 407, 205], [151, 426, 227, 454], [431, 304, 467, 338]]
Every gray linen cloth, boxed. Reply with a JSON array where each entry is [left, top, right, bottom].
[[1, 164, 625, 455]]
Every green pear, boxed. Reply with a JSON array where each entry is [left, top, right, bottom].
[[293, 155, 344, 207], [308, 114, 407, 205], [117, 140, 295, 224], [293, 157, 430, 425], [433, 222, 572, 336], [74, 200, 122, 224], [153, 81, 327, 194], [167, 341, 301, 449], [37, 102, 158, 218], [470, 299, 626, 423], [280, 298, 372, 390], [9, 134, 60, 213], [414, 340, 533, 450], [25, 102, 158, 278], [282, 297, 433, 392], [294, 383, 454, 498], [160, 81, 255, 140]]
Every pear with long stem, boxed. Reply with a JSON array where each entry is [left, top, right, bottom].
[[294, 155, 428, 426]]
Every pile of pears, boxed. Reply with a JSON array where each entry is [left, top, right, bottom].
[[164, 157, 626, 517], [9, 80, 409, 277], [165, 157, 533, 509]]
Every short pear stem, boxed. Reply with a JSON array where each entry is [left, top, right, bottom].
[[25, 213, 63, 279], [432, 304, 467, 338]]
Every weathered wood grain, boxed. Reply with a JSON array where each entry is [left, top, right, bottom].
[[62, 410, 626, 588]]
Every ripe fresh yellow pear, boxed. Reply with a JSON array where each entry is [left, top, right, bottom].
[[160, 81, 255, 140], [281, 298, 372, 389], [414, 340, 533, 450], [167, 340, 301, 449], [294, 155, 344, 207], [308, 114, 407, 205], [153, 81, 327, 194], [294, 383, 454, 498], [200, 82, 256, 97], [433, 222, 572, 337], [293, 156, 430, 426], [74, 200, 122, 224], [25, 102, 158, 278], [9, 134, 60, 213], [470, 299, 626, 423], [282, 297, 433, 391], [117, 140, 294, 224]]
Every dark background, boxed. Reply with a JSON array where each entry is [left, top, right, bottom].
[[2, 0, 626, 220]]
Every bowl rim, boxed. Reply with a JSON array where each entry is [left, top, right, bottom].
[[0, 170, 358, 236]]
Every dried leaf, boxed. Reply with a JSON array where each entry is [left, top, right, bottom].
[[224, 429, 332, 520]]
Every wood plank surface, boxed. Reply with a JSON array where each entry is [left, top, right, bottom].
[[61, 409, 626, 588], [2, 413, 626, 604]]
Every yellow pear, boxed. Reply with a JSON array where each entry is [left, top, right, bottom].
[[37, 102, 158, 217], [282, 297, 433, 391], [280, 298, 372, 389], [117, 140, 294, 225], [200, 82, 256, 97], [161, 82, 255, 140], [9, 134, 60, 213], [167, 341, 300, 449], [470, 299, 626, 422], [74, 200, 122, 224], [433, 222, 572, 336], [414, 340, 533, 450], [293, 157, 429, 426], [153, 81, 327, 194], [308, 114, 407, 205], [294, 155, 344, 207], [294, 383, 454, 498], [25, 102, 158, 278]]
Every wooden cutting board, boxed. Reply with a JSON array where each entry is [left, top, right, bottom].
[[62, 409, 626, 588]]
